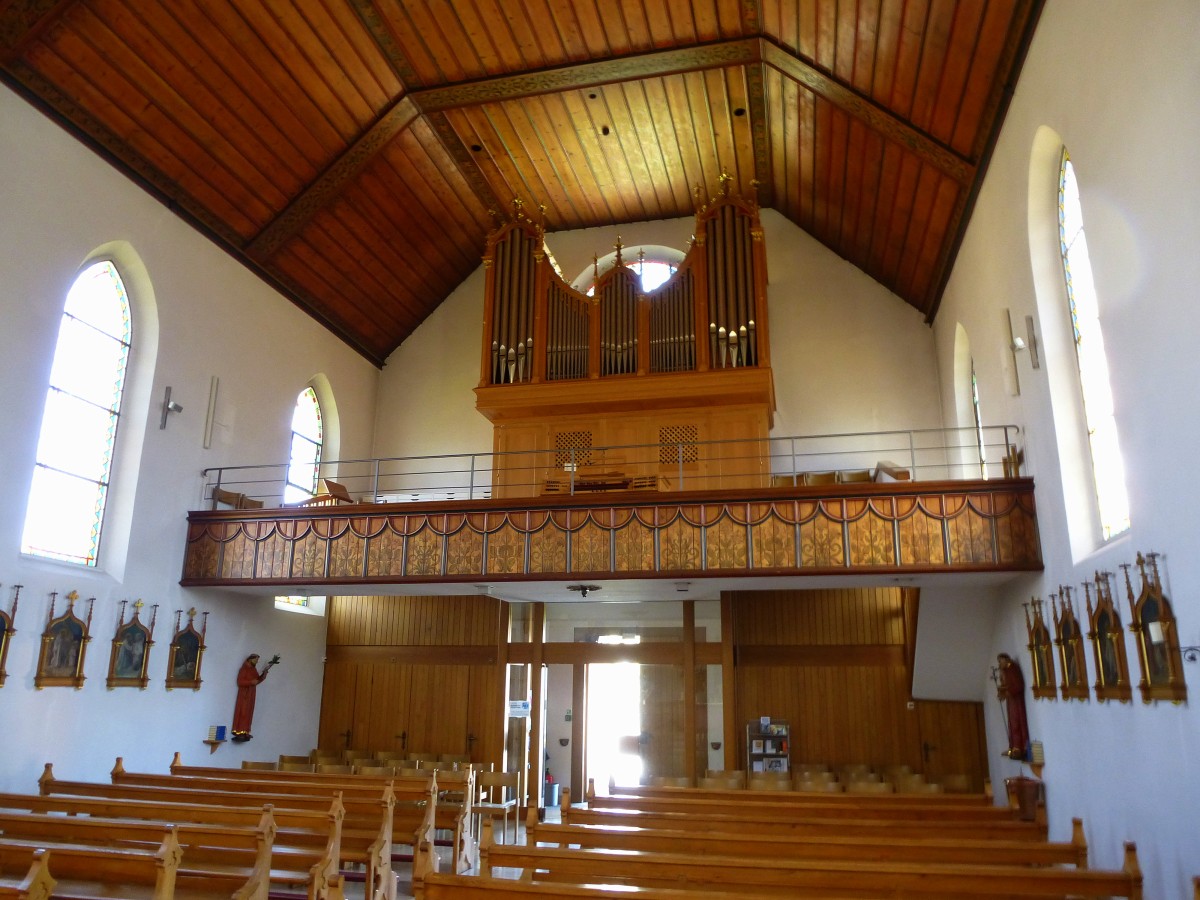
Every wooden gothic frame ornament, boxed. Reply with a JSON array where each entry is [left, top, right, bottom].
[[34, 590, 94, 689], [1023, 598, 1057, 699], [0, 584, 21, 687], [1052, 586, 1089, 701], [165, 607, 208, 691], [1084, 571, 1132, 703], [1124, 552, 1187, 704], [107, 599, 158, 690]]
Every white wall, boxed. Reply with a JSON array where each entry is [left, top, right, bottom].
[[933, 3, 1200, 896], [0, 83, 379, 790]]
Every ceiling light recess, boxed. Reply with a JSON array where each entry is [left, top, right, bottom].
[[567, 584, 602, 598]]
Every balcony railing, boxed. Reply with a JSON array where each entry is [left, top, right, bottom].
[[200, 425, 1023, 510]]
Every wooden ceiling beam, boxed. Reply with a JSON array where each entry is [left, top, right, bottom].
[[0, 0, 75, 63]]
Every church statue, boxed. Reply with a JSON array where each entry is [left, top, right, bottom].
[[996, 653, 1030, 761], [231, 653, 279, 742]]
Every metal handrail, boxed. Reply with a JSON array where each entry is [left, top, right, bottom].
[[199, 425, 1022, 509]]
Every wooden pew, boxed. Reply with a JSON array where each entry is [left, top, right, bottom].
[[0, 809, 279, 900], [527, 817, 1090, 868], [477, 840, 1144, 899], [35, 769, 390, 899], [0, 828, 182, 900], [0, 848, 54, 900]]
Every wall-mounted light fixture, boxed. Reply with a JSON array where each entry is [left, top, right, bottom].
[[160, 386, 183, 429]]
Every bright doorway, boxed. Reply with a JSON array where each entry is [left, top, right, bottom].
[[585, 661, 642, 796]]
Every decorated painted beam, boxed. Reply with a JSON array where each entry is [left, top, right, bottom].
[[181, 479, 1041, 588]]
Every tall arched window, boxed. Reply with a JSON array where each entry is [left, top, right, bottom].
[[1058, 150, 1130, 539], [22, 261, 132, 566], [283, 386, 323, 503]]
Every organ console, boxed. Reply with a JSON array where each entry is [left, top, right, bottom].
[[476, 178, 775, 498]]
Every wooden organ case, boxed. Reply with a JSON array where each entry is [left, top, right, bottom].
[[475, 184, 775, 499]]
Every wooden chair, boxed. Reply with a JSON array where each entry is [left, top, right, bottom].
[[473, 770, 520, 844], [240, 760, 277, 771], [801, 470, 839, 485], [212, 487, 265, 509], [278, 754, 311, 766], [837, 469, 872, 483]]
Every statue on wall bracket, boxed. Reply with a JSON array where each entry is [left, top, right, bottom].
[[231, 653, 280, 742], [995, 652, 1031, 761]]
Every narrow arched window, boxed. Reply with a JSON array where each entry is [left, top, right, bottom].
[[970, 357, 986, 478], [1058, 151, 1130, 539], [283, 386, 323, 503], [22, 261, 131, 565]]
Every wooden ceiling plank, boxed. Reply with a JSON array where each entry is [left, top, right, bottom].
[[638, 76, 693, 212], [702, 67, 740, 184], [877, 151, 923, 287], [101, 0, 299, 208], [618, 0, 655, 51], [851, 0, 882, 95], [723, 66, 758, 189], [458, 103, 541, 212], [733, 0, 760, 36], [559, 88, 636, 224], [596, 0, 635, 57], [32, 17, 267, 236], [885, 0, 928, 118], [893, 162, 942, 297], [796, 77, 816, 230], [838, 114, 868, 253], [948, 0, 1015, 157], [607, 79, 674, 215], [323, 0, 404, 100], [743, 57, 772, 207], [313, 204, 440, 323], [681, 69, 724, 203], [230, 0, 364, 140], [960, 0, 1031, 160], [454, 0, 511, 75], [826, 103, 854, 250], [363, 0, 445, 86], [794, 0, 816, 58], [764, 67, 791, 220], [516, 97, 598, 228], [761, 40, 971, 184], [594, 81, 653, 220], [810, 92, 835, 247], [864, 141, 905, 283], [283, 229, 420, 335], [659, 0, 697, 44], [289, 0, 396, 114], [660, 72, 709, 207], [557, 0, 612, 60], [248, 95, 420, 258], [641, 0, 677, 46], [909, 174, 959, 305], [534, 0, 584, 63], [905, 0, 955, 133], [135, 2, 315, 194], [852, 126, 887, 265], [167, 0, 341, 168], [404, 115, 503, 235], [869, 0, 904, 104], [498, 0, 560, 70], [529, 92, 610, 225], [814, 0, 837, 72], [834, 0, 859, 84], [490, 98, 582, 226], [434, 107, 517, 219], [925, 0, 985, 148]]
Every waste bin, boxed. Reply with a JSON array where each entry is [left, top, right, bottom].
[[1005, 776, 1041, 822], [543, 781, 561, 807]]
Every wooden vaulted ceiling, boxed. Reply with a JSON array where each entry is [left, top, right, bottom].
[[1, 1, 1043, 366]]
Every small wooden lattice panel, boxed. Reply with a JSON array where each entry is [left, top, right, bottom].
[[555, 430, 594, 468], [659, 425, 699, 465]]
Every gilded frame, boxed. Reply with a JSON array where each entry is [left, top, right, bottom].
[[165, 608, 208, 691], [1124, 552, 1187, 705], [1023, 598, 1057, 700], [0, 584, 20, 687], [107, 600, 157, 690], [1052, 586, 1089, 701], [1084, 572, 1132, 703], [34, 590, 94, 690]]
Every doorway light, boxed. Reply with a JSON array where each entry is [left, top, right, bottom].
[[597, 634, 641, 645]]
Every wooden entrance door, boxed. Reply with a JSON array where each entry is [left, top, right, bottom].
[[915, 699, 988, 791]]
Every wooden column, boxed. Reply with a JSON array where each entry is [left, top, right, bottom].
[[526, 602, 546, 826], [720, 593, 737, 770], [682, 600, 697, 784], [571, 662, 585, 798]]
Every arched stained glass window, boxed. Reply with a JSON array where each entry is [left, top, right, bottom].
[[22, 261, 132, 566], [283, 386, 323, 503], [1058, 151, 1130, 539]]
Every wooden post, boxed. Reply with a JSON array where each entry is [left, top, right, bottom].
[[526, 603, 546, 827], [683, 600, 697, 785], [720, 594, 737, 770]]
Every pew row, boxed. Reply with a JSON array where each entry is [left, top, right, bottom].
[[476, 838, 1143, 899], [35, 766, 398, 898], [0, 829, 183, 900], [527, 817, 1090, 868]]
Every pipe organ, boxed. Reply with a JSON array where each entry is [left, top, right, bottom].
[[476, 184, 775, 499]]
